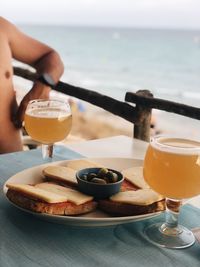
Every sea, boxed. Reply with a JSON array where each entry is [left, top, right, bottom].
[[16, 25, 200, 136]]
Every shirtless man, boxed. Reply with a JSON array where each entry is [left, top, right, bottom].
[[0, 17, 64, 153]]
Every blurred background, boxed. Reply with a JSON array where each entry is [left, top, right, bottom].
[[2, 0, 200, 140]]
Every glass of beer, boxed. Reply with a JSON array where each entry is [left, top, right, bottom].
[[24, 99, 72, 159], [143, 135, 200, 249]]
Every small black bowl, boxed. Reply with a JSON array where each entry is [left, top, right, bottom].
[[76, 167, 124, 199]]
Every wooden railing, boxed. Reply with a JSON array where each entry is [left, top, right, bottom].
[[14, 66, 200, 142]]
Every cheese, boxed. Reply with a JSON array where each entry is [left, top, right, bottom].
[[43, 166, 77, 185], [66, 159, 103, 171], [122, 167, 149, 189], [35, 182, 93, 205], [110, 189, 164, 206], [6, 183, 69, 203]]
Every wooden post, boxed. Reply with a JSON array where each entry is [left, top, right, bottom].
[[126, 90, 153, 142]]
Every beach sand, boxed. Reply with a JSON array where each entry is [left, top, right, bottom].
[[69, 102, 133, 141]]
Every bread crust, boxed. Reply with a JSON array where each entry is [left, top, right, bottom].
[[7, 189, 97, 216], [98, 199, 165, 216]]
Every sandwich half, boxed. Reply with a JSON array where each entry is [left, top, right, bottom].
[[43, 166, 78, 188], [6, 182, 97, 216], [98, 189, 165, 216]]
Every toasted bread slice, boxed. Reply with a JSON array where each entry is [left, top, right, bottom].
[[6, 183, 68, 203], [122, 166, 149, 189], [6, 183, 97, 215], [66, 159, 103, 170], [43, 166, 77, 187], [99, 189, 165, 216]]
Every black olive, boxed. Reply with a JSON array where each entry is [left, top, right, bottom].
[[106, 171, 118, 183], [90, 178, 107, 184], [97, 168, 109, 177], [87, 172, 97, 181]]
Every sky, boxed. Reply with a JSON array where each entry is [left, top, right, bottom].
[[1, 0, 200, 30]]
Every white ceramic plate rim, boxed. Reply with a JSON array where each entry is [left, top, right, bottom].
[[3, 157, 162, 226]]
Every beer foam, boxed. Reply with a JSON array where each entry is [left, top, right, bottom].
[[151, 136, 200, 155], [26, 108, 69, 118]]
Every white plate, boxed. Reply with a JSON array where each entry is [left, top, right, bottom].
[[3, 157, 161, 227]]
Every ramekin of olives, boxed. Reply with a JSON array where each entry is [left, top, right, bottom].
[[76, 167, 124, 199]]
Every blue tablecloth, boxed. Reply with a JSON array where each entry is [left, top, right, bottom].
[[0, 148, 200, 267]]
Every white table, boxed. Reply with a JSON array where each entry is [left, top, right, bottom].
[[67, 135, 148, 159]]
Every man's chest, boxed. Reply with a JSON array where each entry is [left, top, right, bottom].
[[0, 34, 13, 77]]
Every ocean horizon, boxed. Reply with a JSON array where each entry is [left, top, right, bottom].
[[16, 24, 200, 107]]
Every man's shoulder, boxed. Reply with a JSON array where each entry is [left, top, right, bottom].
[[0, 17, 12, 32], [0, 17, 8, 26], [0, 17, 15, 41]]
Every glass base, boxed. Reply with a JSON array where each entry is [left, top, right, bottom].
[[42, 144, 54, 160], [144, 222, 195, 249]]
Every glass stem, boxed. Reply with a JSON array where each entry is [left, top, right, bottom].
[[42, 144, 54, 159], [160, 198, 182, 236]]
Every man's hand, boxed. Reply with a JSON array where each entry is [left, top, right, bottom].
[[13, 82, 51, 128]]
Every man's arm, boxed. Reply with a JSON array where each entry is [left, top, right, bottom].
[[1, 17, 64, 81], [0, 17, 64, 127]]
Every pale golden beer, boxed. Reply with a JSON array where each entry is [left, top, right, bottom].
[[24, 99, 72, 159], [143, 135, 198, 248], [144, 137, 200, 199], [25, 108, 72, 144]]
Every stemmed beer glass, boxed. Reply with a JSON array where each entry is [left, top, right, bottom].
[[24, 99, 72, 159], [143, 135, 200, 249]]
